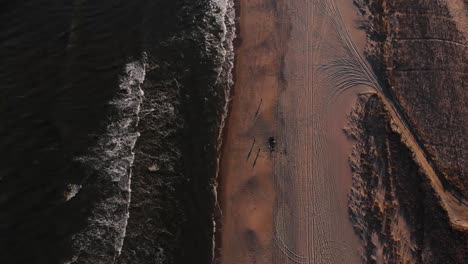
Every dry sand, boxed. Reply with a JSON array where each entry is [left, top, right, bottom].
[[217, 0, 373, 263]]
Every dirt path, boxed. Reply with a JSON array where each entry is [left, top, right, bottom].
[[217, 1, 370, 263]]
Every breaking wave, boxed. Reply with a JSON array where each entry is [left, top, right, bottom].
[[67, 58, 146, 263]]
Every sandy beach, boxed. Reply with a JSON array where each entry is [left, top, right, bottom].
[[217, 0, 370, 263]]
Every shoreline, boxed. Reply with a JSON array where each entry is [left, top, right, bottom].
[[212, 0, 240, 262]]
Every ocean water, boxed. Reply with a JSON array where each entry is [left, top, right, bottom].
[[0, 1, 234, 263], [0, 1, 145, 263]]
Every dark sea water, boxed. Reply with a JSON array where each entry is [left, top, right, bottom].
[[0, 1, 144, 263], [0, 1, 234, 263]]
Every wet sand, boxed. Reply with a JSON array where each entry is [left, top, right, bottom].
[[218, 0, 370, 263]]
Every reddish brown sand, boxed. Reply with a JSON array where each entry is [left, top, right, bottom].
[[218, 1, 371, 263]]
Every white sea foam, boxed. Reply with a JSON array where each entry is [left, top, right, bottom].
[[64, 184, 82, 201], [67, 57, 146, 263]]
